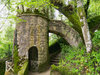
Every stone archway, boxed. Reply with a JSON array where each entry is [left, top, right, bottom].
[[28, 46, 38, 72], [49, 20, 82, 47], [5, 14, 83, 74]]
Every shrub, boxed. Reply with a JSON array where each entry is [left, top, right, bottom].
[[58, 43, 100, 75], [92, 30, 100, 48], [13, 46, 20, 74], [51, 64, 78, 75], [0, 59, 6, 75]]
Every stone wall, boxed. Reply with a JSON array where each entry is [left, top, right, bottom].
[[49, 20, 82, 47], [16, 14, 49, 72]]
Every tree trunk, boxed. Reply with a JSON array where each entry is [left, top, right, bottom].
[[77, 0, 92, 52]]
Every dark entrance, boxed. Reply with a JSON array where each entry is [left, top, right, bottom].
[[28, 46, 38, 72]]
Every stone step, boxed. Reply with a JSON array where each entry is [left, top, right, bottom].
[[50, 59, 59, 62], [51, 58, 60, 60], [50, 52, 61, 66], [50, 62, 59, 65]]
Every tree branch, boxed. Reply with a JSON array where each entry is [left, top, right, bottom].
[[50, 0, 82, 37]]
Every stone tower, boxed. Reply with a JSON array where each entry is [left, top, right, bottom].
[[16, 14, 49, 72], [5, 14, 49, 75]]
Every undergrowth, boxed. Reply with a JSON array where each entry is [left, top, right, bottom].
[[0, 59, 5, 75], [13, 46, 20, 74], [51, 30, 100, 75]]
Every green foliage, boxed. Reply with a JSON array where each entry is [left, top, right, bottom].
[[51, 64, 78, 75], [58, 42, 100, 75], [49, 34, 60, 46], [88, 16, 100, 32], [13, 46, 20, 74], [88, 0, 100, 18], [18, 60, 28, 75], [5, 26, 14, 41], [0, 41, 13, 59], [23, 0, 50, 9], [13, 46, 28, 75], [0, 25, 14, 59], [92, 30, 100, 47], [0, 0, 100, 75], [60, 44, 72, 56], [7, 15, 27, 23], [0, 60, 5, 75]]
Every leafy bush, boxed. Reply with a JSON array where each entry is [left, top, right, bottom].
[[88, 0, 100, 18], [0, 41, 13, 59], [57, 43, 100, 75], [88, 16, 100, 32], [0, 59, 5, 75], [51, 64, 78, 75], [0, 25, 14, 59], [0, 40, 13, 57], [0, 25, 14, 75], [13, 46, 20, 74], [92, 30, 100, 47]]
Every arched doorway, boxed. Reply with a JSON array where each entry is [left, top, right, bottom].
[[49, 33, 69, 66], [28, 46, 38, 72]]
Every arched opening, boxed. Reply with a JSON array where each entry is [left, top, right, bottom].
[[49, 32, 69, 65], [49, 20, 82, 47], [28, 46, 38, 72]]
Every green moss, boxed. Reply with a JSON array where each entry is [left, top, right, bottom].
[[51, 65, 78, 75], [67, 12, 83, 38], [13, 46, 20, 74], [77, 7, 85, 26], [13, 46, 29, 75], [68, 1, 76, 6], [18, 60, 28, 75]]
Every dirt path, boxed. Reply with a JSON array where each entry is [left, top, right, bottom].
[[28, 68, 51, 75]]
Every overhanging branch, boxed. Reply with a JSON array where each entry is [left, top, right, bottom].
[[50, 0, 82, 37]]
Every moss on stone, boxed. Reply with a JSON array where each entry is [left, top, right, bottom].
[[13, 45, 28, 75], [51, 65, 78, 75], [18, 60, 28, 75], [67, 12, 82, 37], [13, 46, 28, 75], [19, 13, 50, 21], [13, 46, 20, 74]]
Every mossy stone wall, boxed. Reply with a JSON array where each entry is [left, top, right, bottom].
[[16, 14, 49, 72], [49, 20, 82, 47]]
